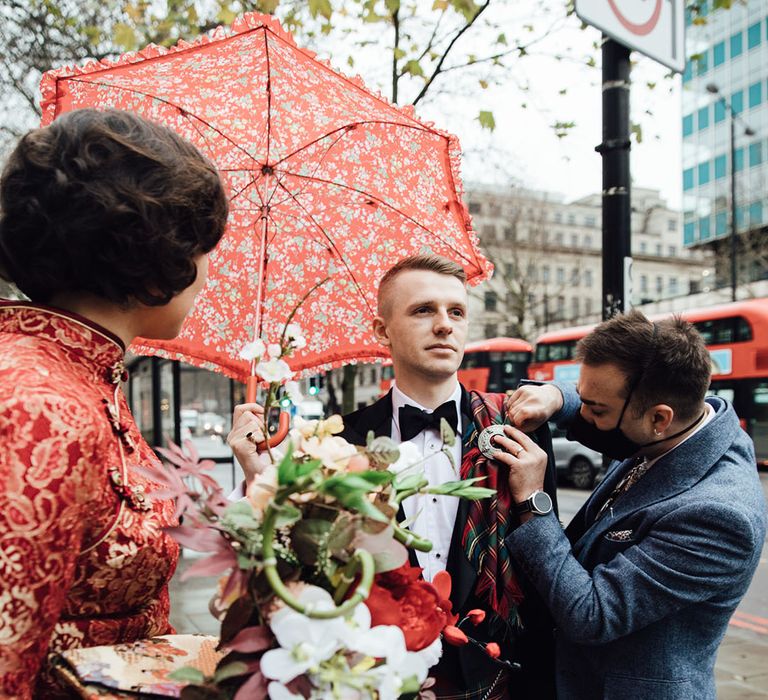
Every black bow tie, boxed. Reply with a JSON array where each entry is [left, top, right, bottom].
[[398, 400, 458, 442]]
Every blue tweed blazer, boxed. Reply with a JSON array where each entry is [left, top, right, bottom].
[[506, 391, 767, 700]]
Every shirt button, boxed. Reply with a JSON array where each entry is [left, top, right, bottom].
[[435, 553, 441, 559], [432, 497, 438, 503]]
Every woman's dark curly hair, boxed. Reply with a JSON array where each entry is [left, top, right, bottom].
[[0, 108, 228, 306]]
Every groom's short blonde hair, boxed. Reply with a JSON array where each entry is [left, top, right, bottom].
[[377, 254, 467, 317]]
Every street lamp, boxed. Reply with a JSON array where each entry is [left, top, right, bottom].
[[706, 83, 756, 302]]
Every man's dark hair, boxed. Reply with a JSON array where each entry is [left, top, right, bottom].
[[0, 108, 228, 306], [576, 309, 711, 420]]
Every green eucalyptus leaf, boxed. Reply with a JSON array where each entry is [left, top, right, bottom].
[[213, 661, 249, 682], [169, 666, 206, 683], [273, 502, 302, 528]]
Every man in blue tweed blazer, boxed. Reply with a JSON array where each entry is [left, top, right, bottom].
[[494, 310, 767, 700]]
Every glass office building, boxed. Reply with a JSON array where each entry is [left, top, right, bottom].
[[682, 0, 768, 284]]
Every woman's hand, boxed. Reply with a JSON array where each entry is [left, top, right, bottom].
[[226, 403, 268, 488]]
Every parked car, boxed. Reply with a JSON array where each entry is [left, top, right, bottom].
[[550, 422, 605, 489]]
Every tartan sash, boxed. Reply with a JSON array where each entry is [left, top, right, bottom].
[[460, 391, 525, 621]]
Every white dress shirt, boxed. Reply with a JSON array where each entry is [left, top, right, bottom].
[[390, 381, 463, 582]]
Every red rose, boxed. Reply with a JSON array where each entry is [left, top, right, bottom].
[[365, 563, 456, 651]]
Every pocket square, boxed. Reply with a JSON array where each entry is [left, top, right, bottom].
[[604, 529, 634, 542]]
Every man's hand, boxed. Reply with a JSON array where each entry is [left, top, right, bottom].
[[226, 403, 268, 488], [492, 425, 548, 504], [505, 384, 564, 433]]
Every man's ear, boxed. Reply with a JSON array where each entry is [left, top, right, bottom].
[[650, 404, 675, 434], [372, 315, 391, 347]]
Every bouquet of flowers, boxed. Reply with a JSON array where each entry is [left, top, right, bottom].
[[141, 321, 496, 700]]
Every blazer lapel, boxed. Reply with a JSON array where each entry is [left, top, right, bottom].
[[570, 397, 736, 558]]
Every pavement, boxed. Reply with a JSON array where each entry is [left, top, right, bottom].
[[169, 469, 768, 698]]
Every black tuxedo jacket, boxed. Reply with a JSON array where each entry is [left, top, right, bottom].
[[341, 387, 558, 699]]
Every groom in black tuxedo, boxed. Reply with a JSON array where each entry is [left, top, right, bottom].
[[339, 254, 558, 700]]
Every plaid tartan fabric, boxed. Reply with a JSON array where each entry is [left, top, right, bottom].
[[460, 391, 525, 621], [433, 668, 510, 700]]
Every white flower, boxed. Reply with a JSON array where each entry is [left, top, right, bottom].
[[239, 339, 266, 361], [267, 343, 282, 359], [256, 358, 293, 383], [415, 636, 443, 668], [285, 323, 302, 339], [260, 587, 346, 684], [299, 435, 358, 470], [267, 683, 303, 700], [290, 335, 307, 349], [284, 381, 303, 403], [387, 441, 424, 477]]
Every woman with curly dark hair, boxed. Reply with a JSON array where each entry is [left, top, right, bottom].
[[0, 108, 229, 698]]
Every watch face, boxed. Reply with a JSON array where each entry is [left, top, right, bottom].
[[531, 491, 552, 514]]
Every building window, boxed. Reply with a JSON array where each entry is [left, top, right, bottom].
[[556, 296, 565, 319], [748, 81, 762, 108], [585, 216, 596, 227], [684, 221, 695, 245], [488, 203, 501, 217], [715, 211, 727, 236], [748, 21, 761, 49], [683, 60, 693, 83], [481, 223, 497, 239], [555, 232, 564, 246], [571, 297, 579, 320], [504, 226, 515, 241], [667, 219, 676, 232], [714, 154, 727, 179], [554, 212, 562, 223], [698, 161, 710, 185], [584, 270, 593, 287], [697, 106, 709, 130], [696, 50, 708, 75], [570, 234, 578, 247], [556, 267, 565, 284], [669, 245, 677, 256], [730, 32, 743, 59], [699, 216, 711, 240], [750, 142, 763, 167], [731, 90, 744, 114], [640, 275, 648, 294], [585, 235, 592, 248], [567, 214, 576, 225], [655, 243, 662, 256], [682, 114, 693, 136], [750, 201, 763, 226], [484, 324, 497, 338], [683, 168, 694, 191], [542, 266, 550, 284], [468, 201, 481, 214], [504, 262, 514, 277], [585, 298, 592, 316], [571, 268, 580, 285], [714, 100, 726, 123], [735, 147, 745, 172], [484, 290, 497, 312], [670, 277, 679, 296], [713, 41, 725, 66], [640, 241, 647, 254], [655, 276, 663, 294]]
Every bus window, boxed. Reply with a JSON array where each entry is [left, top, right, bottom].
[[750, 381, 768, 465], [694, 316, 753, 345]]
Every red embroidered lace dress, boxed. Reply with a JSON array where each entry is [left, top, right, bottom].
[[0, 302, 179, 699]]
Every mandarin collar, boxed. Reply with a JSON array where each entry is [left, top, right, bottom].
[[0, 301, 127, 385]]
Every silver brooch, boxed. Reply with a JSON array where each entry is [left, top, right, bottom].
[[477, 424, 507, 460]]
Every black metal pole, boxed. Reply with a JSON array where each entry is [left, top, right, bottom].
[[730, 109, 738, 302], [597, 38, 632, 321]]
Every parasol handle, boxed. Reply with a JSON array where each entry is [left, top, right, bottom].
[[245, 376, 291, 449]]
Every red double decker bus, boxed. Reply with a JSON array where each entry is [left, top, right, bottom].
[[528, 299, 768, 466], [381, 337, 532, 394]]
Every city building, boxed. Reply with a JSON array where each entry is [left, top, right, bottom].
[[466, 184, 711, 341], [682, 0, 768, 293]]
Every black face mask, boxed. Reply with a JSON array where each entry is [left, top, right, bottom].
[[566, 391, 641, 461], [567, 391, 706, 462]]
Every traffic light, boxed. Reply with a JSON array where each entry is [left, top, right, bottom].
[[308, 377, 320, 396], [279, 393, 292, 408]]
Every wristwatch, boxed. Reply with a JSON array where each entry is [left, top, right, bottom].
[[515, 490, 553, 516]]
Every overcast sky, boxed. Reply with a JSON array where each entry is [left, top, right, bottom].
[[405, 4, 684, 209]]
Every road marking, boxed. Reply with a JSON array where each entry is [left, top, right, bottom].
[[730, 610, 768, 635]]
